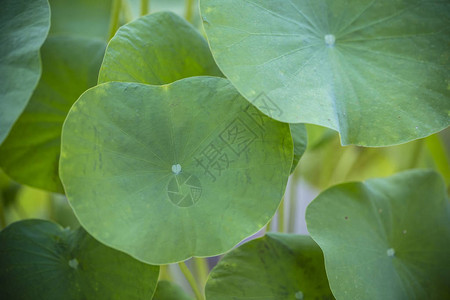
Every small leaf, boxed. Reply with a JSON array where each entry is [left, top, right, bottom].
[[201, 0, 450, 146], [0, 219, 159, 299], [205, 233, 334, 300], [306, 170, 450, 299], [99, 12, 222, 85], [0, 0, 50, 144]]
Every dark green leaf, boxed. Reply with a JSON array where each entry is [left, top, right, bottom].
[[0, 219, 159, 299]]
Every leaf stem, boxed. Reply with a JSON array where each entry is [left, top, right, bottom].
[[278, 197, 285, 233], [140, 0, 149, 16], [179, 261, 205, 300], [193, 257, 209, 288], [108, 0, 122, 41], [185, 0, 194, 23], [158, 264, 172, 281]]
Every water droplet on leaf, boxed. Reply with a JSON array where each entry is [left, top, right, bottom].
[[69, 258, 79, 269], [387, 248, 395, 257], [172, 164, 182, 175], [324, 34, 336, 47]]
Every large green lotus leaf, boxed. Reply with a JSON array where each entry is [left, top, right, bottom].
[[153, 281, 194, 300], [0, 36, 106, 193], [201, 0, 450, 146], [48, 0, 112, 40], [290, 123, 307, 173], [0, 219, 159, 299], [60, 77, 293, 264], [0, 0, 50, 145], [306, 170, 450, 299], [99, 12, 222, 85], [206, 233, 334, 300]]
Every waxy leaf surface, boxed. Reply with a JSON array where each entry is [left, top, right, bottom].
[[206, 233, 334, 300], [0, 36, 106, 193], [306, 170, 450, 299], [0, 0, 50, 144], [60, 77, 293, 264], [201, 0, 450, 146], [0, 219, 159, 299], [99, 12, 222, 85]]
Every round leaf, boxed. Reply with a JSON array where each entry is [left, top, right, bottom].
[[306, 170, 450, 299], [60, 77, 293, 264], [206, 233, 334, 300], [0, 0, 50, 144], [99, 12, 222, 85], [0, 36, 106, 193], [0, 219, 159, 299], [201, 0, 450, 146]]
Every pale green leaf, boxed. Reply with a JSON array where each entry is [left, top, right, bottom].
[[0, 36, 106, 193], [201, 0, 450, 146], [206, 233, 334, 300], [0, 0, 50, 144], [60, 77, 293, 264], [306, 170, 450, 299]]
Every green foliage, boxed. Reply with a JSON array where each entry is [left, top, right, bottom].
[[206, 233, 334, 300], [306, 170, 450, 299], [0, 0, 50, 144], [0, 219, 159, 299], [0, 1, 448, 299], [60, 77, 293, 263], [99, 12, 222, 85], [201, 0, 450, 146], [0, 36, 105, 193]]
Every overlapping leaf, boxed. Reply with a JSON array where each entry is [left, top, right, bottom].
[[60, 77, 293, 264], [206, 233, 334, 300], [0, 36, 106, 193], [0, 219, 159, 299], [99, 12, 222, 85], [306, 170, 450, 299], [0, 0, 50, 144], [201, 0, 450, 146]]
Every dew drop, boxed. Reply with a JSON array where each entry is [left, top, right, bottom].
[[324, 34, 336, 47], [387, 248, 395, 257], [295, 291, 304, 300], [69, 258, 79, 269], [403, 230, 407, 234], [172, 164, 182, 175]]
